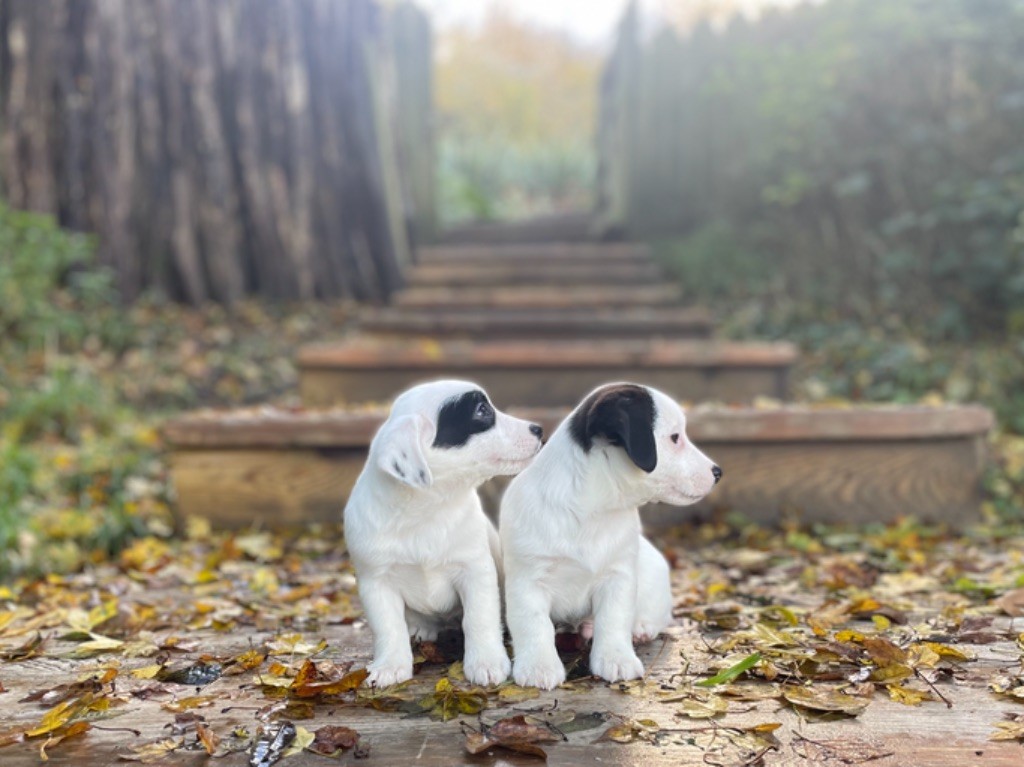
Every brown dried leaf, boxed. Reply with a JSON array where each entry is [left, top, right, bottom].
[[118, 738, 181, 763], [782, 685, 870, 716], [308, 725, 360, 756]]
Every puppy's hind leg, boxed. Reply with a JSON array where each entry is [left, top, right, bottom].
[[633, 537, 673, 644], [359, 577, 414, 687]]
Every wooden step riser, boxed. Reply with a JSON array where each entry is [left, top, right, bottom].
[[169, 434, 988, 530], [406, 265, 664, 287], [392, 286, 682, 310], [357, 308, 715, 340], [298, 367, 790, 408]]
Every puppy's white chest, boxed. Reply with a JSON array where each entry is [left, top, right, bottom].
[[392, 562, 461, 616]]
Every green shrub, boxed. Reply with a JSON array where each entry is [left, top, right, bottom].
[[0, 202, 119, 354], [653, 221, 776, 302], [438, 135, 594, 224]]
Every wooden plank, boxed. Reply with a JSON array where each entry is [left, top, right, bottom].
[[170, 448, 361, 528], [358, 306, 715, 339], [164, 404, 994, 449], [298, 366, 788, 408], [297, 339, 796, 370], [164, 405, 991, 528], [405, 261, 664, 287], [392, 284, 681, 309]]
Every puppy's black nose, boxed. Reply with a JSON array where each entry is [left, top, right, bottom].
[[529, 423, 544, 440], [711, 465, 723, 484]]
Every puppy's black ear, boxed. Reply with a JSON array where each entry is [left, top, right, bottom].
[[572, 385, 657, 473]]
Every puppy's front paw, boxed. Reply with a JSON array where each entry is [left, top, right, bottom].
[[366, 660, 413, 688], [590, 647, 644, 683], [513, 654, 566, 690], [463, 645, 511, 687]]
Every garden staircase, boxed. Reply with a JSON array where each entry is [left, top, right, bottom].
[[164, 218, 992, 529]]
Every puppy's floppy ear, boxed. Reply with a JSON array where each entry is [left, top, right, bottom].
[[574, 385, 657, 473], [374, 413, 434, 488]]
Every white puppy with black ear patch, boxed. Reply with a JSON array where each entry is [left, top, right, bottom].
[[500, 383, 721, 690], [345, 380, 544, 688]]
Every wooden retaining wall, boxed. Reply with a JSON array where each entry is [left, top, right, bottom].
[[163, 404, 994, 529], [296, 339, 797, 406]]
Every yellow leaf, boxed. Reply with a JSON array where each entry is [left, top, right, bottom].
[[887, 684, 933, 706], [161, 695, 216, 713], [497, 684, 539, 704], [283, 726, 316, 757], [120, 738, 181, 762], [68, 633, 123, 658], [131, 665, 163, 680], [920, 642, 973, 662]]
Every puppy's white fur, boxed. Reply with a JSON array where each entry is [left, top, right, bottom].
[[500, 383, 720, 689], [345, 380, 542, 687]]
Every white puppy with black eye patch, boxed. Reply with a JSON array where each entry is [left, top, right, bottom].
[[345, 380, 544, 688], [500, 383, 721, 690]]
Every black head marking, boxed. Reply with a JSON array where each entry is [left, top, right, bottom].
[[569, 384, 657, 473], [432, 389, 496, 449]]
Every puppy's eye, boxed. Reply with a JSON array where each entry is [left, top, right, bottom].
[[670, 433, 680, 444], [475, 401, 493, 420]]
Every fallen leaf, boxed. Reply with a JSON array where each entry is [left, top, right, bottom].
[[995, 588, 1024, 617], [464, 715, 560, 758], [496, 683, 540, 704], [886, 684, 934, 706], [161, 695, 216, 713], [308, 725, 360, 756], [697, 652, 761, 687], [782, 685, 870, 716], [676, 693, 729, 719], [119, 738, 181, 763], [281, 725, 314, 757], [417, 678, 488, 721]]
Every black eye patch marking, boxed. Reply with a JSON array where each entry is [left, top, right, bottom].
[[432, 389, 496, 449]]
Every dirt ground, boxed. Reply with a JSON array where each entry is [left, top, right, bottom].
[[1, 521, 1023, 766]]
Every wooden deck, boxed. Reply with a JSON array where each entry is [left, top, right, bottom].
[[163, 404, 993, 529], [0, 526, 1020, 767]]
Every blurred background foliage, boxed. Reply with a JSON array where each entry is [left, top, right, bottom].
[[2, 0, 1024, 576], [0, 203, 350, 576], [435, 6, 600, 222], [601, 0, 1024, 339]]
